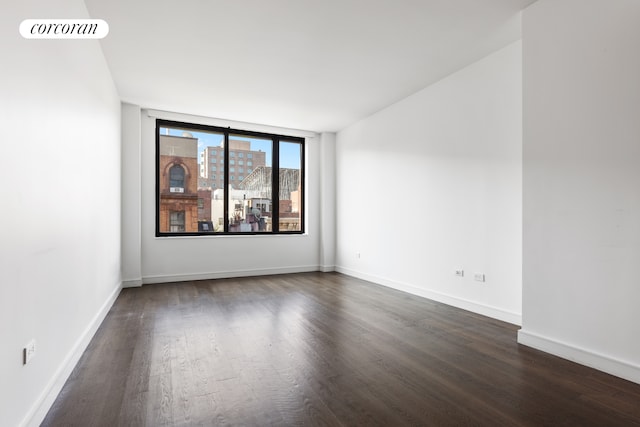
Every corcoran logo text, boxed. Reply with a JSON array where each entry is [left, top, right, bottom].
[[20, 19, 109, 39]]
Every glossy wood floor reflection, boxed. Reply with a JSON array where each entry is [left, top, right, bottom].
[[43, 273, 640, 426]]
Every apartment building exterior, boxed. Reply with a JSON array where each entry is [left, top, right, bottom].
[[199, 139, 267, 190]]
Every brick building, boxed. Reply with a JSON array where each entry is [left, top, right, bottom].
[[197, 188, 212, 221], [158, 134, 198, 233]]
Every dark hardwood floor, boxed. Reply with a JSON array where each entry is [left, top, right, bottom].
[[42, 272, 640, 426]]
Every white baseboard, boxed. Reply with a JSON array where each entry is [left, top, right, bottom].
[[142, 265, 321, 284], [122, 279, 143, 288], [336, 266, 522, 326], [517, 329, 640, 385], [319, 265, 335, 273], [22, 282, 122, 427]]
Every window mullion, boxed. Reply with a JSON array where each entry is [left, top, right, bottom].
[[272, 137, 280, 233], [299, 140, 305, 234], [223, 132, 229, 232]]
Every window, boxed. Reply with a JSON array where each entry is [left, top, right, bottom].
[[169, 211, 185, 232], [157, 119, 305, 236], [169, 165, 185, 190]]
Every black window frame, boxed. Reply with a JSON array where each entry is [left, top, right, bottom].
[[156, 118, 305, 237]]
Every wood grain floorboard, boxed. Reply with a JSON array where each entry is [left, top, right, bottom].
[[41, 272, 640, 426]]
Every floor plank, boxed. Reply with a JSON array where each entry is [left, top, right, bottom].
[[42, 272, 640, 426]]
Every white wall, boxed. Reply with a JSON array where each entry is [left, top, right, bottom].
[[0, 1, 122, 426], [120, 110, 324, 283], [121, 104, 143, 287], [335, 41, 523, 324], [319, 132, 337, 271], [519, 0, 640, 383]]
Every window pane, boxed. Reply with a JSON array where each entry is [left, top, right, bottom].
[[159, 127, 223, 233], [229, 135, 271, 233], [279, 141, 302, 232]]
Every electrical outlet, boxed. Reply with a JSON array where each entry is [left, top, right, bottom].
[[23, 340, 36, 365], [474, 273, 485, 282], [455, 269, 464, 277]]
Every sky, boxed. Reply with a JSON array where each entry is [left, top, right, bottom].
[[161, 127, 301, 169]]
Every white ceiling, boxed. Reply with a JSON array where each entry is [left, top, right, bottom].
[[85, 0, 536, 133]]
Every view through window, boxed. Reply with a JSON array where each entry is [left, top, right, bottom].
[[156, 119, 304, 236]]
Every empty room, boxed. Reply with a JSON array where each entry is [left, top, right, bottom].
[[2, 0, 639, 426]]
